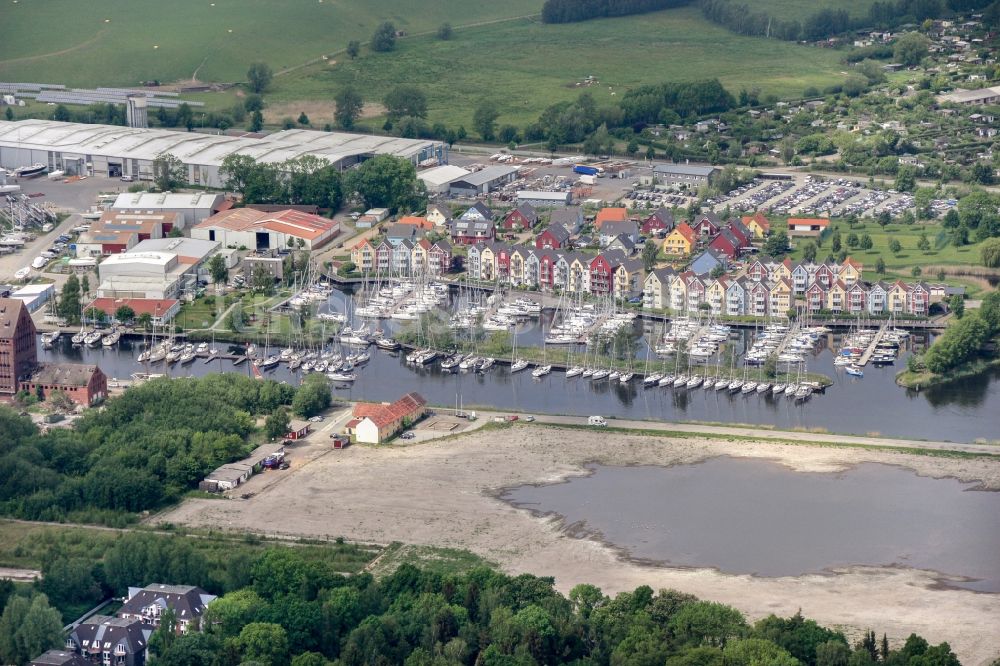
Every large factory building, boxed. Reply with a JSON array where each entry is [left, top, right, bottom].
[[0, 119, 445, 187]]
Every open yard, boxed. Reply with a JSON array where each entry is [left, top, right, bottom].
[[747, 0, 877, 20], [789, 220, 986, 273]]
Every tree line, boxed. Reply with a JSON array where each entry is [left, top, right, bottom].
[[219, 154, 343, 210], [143, 557, 962, 666], [921, 291, 1000, 374], [0, 374, 296, 523], [541, 0, 692, 23], [700, 0, 960, 42]]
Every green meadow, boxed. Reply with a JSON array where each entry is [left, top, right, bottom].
[[269, 7, 848, 128]]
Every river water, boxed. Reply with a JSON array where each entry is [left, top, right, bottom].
[[39, 288, 1000, 442], [501, 457, 1000, 592]]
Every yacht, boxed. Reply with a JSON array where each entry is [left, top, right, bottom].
[[565, 366, 584, 378], [531, 364, 552, 378], [510, 358, 529, 373]]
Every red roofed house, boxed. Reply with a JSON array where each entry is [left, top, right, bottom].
[[87, 297, 181, 326], [691, 212, 722, 238], [192, 208, 339, 250], [397, 216, 435, 231], [742, 212, 770, 238], [595, 207, 628, 228], [708, 228, 743, 260], [787, 217, 830, 238], [353, 392, 428, 443]]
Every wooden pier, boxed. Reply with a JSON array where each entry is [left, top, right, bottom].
[[858, 321, 890, 367]]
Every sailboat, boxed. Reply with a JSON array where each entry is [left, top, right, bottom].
[[509, 321, 528, 372]]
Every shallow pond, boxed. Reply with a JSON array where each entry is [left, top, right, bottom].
[[502, 456, 1000, 592]]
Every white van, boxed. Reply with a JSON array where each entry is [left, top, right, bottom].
[[587, 415, 607, 427]]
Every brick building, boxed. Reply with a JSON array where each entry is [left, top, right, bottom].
[[21, 363, 108, 407], [0, 298, 37, 397]]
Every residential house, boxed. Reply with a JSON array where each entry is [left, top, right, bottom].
[[524, 251, 541, 288], [663, 222, 696, 256], [827, 280, 848, 313], [868, 282, 888, 315], [641, 208, 675, 236], [429, 241, 452, 276], [66, 616, 150, 666], [351, 238, 375, 273], [589, 253, 617, 296], [392, 239, 413, 275], [708, 228, 744, 260], [706, 277, 727, 315], [746, 281, 770, 317], [509, 247, 528, 286], [605, 234, 637, 255], [567, 254, 589, 294], [690, 248, 727, 275], [536, 224, 571, 250], [425, 204, 452, 228], [411, 238, 430, 273], [840, 256, 863, 286], [742, 212, 770, 238], [450, 218, 495, 245], [846, 281, 868, 314], [745, 258, 770, 282], [538, 251, 557, 290], [643, 268, 676, 309], [374, 239, 392, 274], [549, 207, 584, 234], [595, 207, 628, 229], [460, 202, 494, 222], [118, 585, 216, 634], [20, 363, 107, 407], [396, 215, 434, 231], [385, 222, 425, 246], [791, 261, 811, 295], [599, 220, 639, 248], [466, 244, 483, 280], [813, 263, 835, 289], [725, 278, 748, 316], [691, 212, 722, 238], [685, 273, 707, 312], [353, 392, 428, 444], [502, 204, 539, 231], [806, 282, 828, 313], [614, 258, 644, 300], [769, 278, 793, 314], [669, 272, 689, 311], [910, 282, 930, 316]]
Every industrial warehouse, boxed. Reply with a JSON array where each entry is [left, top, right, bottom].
[[0, 119, 446, 186]]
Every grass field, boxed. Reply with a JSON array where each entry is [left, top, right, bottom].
[[2, 2, 850, 130], [788, 221, 985, 272], [0, 0, 540, 86], [269, 7, 848, 129]]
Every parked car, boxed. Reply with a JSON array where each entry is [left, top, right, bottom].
[[399, 431, 415, 440], [523, 415, 535, 422], [308, 415, 324, 422], [587, 415, 608, 427]]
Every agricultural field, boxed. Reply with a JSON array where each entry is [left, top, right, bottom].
[[267, 7, 849, 129], [0, 0, 541, 86]]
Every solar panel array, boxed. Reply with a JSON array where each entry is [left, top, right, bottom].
[[34, 90, 205, 109], [0, 81, 200, 109]]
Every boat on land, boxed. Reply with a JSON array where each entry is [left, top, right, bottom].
[[15, 164, 47, 178]]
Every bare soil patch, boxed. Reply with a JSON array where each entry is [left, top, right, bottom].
[[156, 425, 1000, 664]]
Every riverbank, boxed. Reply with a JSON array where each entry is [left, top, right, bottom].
[[156, 424, 1000, 664], [895, 356, 1000, 389]]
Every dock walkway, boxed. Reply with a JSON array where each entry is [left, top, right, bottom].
[[858, 321, 890, 367]]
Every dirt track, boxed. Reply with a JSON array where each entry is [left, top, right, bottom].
[[157, 425, 1000, 664]]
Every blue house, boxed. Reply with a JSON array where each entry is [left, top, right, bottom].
[[689, 247, 728, 275]]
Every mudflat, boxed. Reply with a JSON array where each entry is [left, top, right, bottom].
[[157, 425, 1000, 664]]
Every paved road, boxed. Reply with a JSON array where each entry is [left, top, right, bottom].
[[515, 412, 1000, 456]]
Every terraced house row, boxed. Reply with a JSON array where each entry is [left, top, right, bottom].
[[465, 241, 645, 301], [644, 256, 945, 317], [350, 236, 453, 277]]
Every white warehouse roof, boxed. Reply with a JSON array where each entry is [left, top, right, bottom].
[[0, 119, 441, 169], [112, 191, 223, 210], [418, 164, 470, 187]]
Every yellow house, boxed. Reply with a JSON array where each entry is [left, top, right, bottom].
[[706, 278, 727, 315], [479, 245, 497, 281], [773, 259, 793, 282], [769, 277, 792, 314], [840, 257, 863, 286], [669, 274, 689, 312], [351, 239, 375, 272], [826, 280, 847, 313], [741, 212, 771, 239], [411, 239, 430, 272], [664, 222, 696, 256], [568, 256, 588, 293], [614, 259, 643, 300], [509, 247, 527, 285], [888, 281, 909, 313]]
